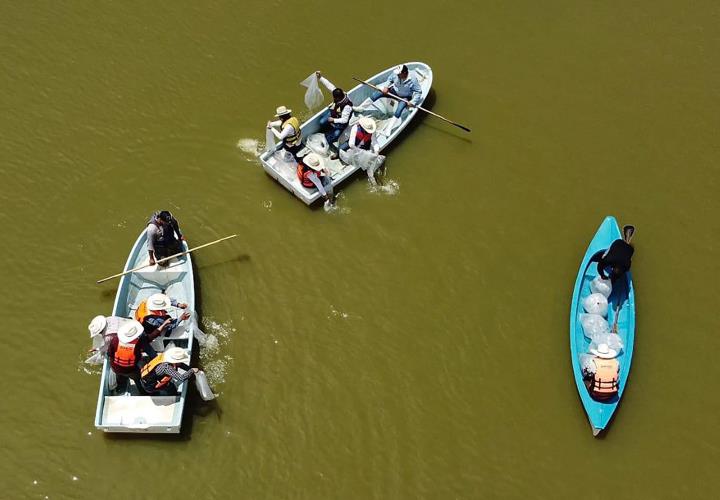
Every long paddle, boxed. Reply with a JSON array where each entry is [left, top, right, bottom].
[[351, 77, 471, 133], [96, 234, 238, 284]]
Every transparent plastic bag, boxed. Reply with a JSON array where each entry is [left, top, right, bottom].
[[306, 133, 329, 156], [590, 276, 612, 298], [265, 127, 276, 153], [85, 351, 104, 365], [300, 73, 323, 110], [187, 311, 207, 347], [339, 148, 385, 176], [582, 293, 608, 317], [579, 313, 610, 338], [579, 353, 596, 375], [590, 332, 624, 352], [195, 370, 216, 401], [108, 370, 117, 391]]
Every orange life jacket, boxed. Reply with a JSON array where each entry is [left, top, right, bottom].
[[590, 358, 619, 399], [111, 339, 138, 372], [134, 300, 170, 325], [140, 354, 172, 391], [297, 163, 318, 188]]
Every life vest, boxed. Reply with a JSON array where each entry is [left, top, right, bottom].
[[281, 116, 302, 146], [140, 354, 173, 391], [354, 127, 373, 150], [134, 299, 171, 326], [330, 96, 353, 121], [111, 339, 139, 372], [590, 358, 619, 399], [296, 162, 319, 189]]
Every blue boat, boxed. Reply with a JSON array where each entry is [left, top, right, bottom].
[[570, 216, 635, 436]]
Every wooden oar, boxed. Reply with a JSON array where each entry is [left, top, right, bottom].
[[611, 303, 621, 334], [352, 77, 471, 133], [96, 234, 238, 284]]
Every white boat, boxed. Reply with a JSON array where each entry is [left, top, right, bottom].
[[259, 62, 433, 205], [94, 231, 196, 433]]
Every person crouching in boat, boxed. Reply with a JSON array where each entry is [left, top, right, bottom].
[[135, 293, 191, 339], [86, 315, 134, 364], [369, 64, 421, 136], [315, 71, 353, 150], [581, 343, 620, 401], [589, 225, 635, 283], [139, 347, 199, 395], [267, 106, 303, 161], [147, 210, 185, 267], [107, 320, 158, 391], [297, 152, 335, 205], [340, 117, 381, 185]]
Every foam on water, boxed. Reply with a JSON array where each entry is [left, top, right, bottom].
[[370, 179, 400, 196], [196, 316, 236, 387], [236, 137, 262, 159]]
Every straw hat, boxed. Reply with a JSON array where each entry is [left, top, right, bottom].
[[88, 315, 107, 337], [163, 347, 190, 365], [304, 152, 325, 171], [146, 293, 172, 311], [117, 320, 144, 343], [275, 105, 292, 117], [358, 117, 377, 134], [590, 343, 618, 359]]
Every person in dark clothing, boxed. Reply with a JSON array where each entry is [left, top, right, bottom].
[[589, 225, 635, 282], [146, 210, 185, 266]]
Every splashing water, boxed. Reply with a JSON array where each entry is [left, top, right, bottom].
[[236, 138, 262, 158], [370, 179, 400, 196]]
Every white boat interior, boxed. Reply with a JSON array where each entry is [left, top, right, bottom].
[[94, 231, 195, 433]]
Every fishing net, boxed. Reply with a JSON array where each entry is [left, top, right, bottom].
[[300, 73, 324, 110], [582, 293, 608, 317], [590, 276, 612, 298], [339, 148, 385, 178]]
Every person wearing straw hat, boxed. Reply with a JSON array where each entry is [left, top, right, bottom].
[[267, 105, 304, 160], [315, 71, 354, 148], [134, 292, 190, 339], [338, 117, 382, 185], [85, 315, 133, 364], [139, 347, 199, 395], [107, 320, 157, 390], [146, 210, 185, 267], [582, 343, 620, 400], [296, 152, 335, 204], [368, 64, 422, 135]]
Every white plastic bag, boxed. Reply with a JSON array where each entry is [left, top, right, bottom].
[[300, 73, 323, 110], [187, 311, 207, 347], [339, 148, 385, 176], [107, 370, 118, 391], [305, 133, 329, 156], [579, 313, 610, 338], [195, 370, 216, 401], [590, 276, 612, 298], [590, 332, 624, 352], [582, 293, 608, 317], [85, 351, 104, 365], [265, 127, 276, 153]]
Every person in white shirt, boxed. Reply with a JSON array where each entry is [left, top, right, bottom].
[[267, 106, 303, 160], [370, 64, 422, 134], [315, 71, 353, 148], [296, 152, 335, 204]]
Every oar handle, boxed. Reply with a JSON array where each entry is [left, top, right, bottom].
[[96, 234, 238, 284], [352, 77, 471, 133]]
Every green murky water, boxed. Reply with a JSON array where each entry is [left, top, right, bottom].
[[1, 1, 719, 498]]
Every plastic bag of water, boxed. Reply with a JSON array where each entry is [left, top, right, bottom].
[[590, 276, 612, 298], [583, 293, 608, 317], [300, 73, 324, 110], [580, 313, 610, 338], [306, 133, 329, 156], [195, 370, 216, 401], [265, 127, 276, 153]]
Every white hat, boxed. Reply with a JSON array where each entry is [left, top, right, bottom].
[[146, 293, 172, 311], [304, 152, 325, 171], [88, 315, 107, 337], [118, 320, 144, 343], [275, 105, 292, 117], [393, 64, 408, 75], [590, 343, 618, 359], [163, 347, 190, 365], [358, 117, 377, 134]]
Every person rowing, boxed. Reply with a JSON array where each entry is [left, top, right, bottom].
[[589, 225, 635, 283], [147, 210, 184, 267], [368, 64, 421, 135]]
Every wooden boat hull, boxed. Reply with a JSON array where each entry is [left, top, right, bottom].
[[569, 216, 635, 436], [259, 62, 433, 205], [94, 230, 195, 433]]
